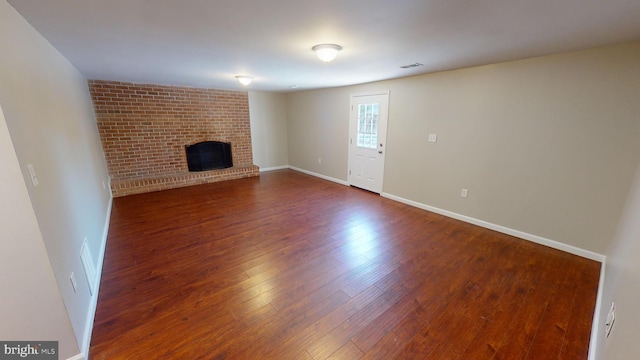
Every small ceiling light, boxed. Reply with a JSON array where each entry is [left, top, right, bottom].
[[312, 44, 342, 63], [235, 75, 253, 86]]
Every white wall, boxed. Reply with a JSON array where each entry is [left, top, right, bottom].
[[0, 1, 111, 357], [0, 105, 79, 359], [249, 91, 289, 170], [285, 42, 640, 255], [596, 159, 640, 359]]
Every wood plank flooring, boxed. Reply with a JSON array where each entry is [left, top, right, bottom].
[[90, 169, 600, 359]]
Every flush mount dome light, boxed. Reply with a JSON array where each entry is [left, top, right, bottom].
[[312, 44, 342, 63], [235, 75, 253, 86]]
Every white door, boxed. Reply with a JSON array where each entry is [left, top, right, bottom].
[[348, 91, 389, 194]]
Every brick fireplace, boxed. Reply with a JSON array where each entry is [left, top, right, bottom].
[[88, 80, 259, 197]]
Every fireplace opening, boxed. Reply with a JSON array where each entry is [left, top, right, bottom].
[[185, 141, 233, 171]]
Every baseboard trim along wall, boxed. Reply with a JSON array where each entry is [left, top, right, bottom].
[[381, 193, 605, 263], [284, 166, 605, 262], [288, 166, 350, 186], [259, 165, 289, 172], [588, 260, 606, 360], [66, 353, 85, 360], [78, 192, 113, 360]]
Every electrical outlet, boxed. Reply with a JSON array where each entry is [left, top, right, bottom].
[[605, 302, 616, 337], [428, 133, 437, 143], [461, 188, 468, 198]]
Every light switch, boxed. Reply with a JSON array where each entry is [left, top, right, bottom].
[[428, 134, 437, 143], [27, 164, 39, 187], [70, 272, 78, 293]]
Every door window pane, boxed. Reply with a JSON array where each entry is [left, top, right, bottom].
[[357, 103, 379, 149]]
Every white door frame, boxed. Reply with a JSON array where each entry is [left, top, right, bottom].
[[347, 91, 390, 194]]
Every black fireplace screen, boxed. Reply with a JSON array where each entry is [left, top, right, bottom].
[[185, 141, 233, 171]]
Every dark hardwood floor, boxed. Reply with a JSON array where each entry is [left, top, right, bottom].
[[90, 169, 600, 359]]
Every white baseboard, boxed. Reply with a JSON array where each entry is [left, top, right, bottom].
[[79, 192, 113, 359], [588, 261, 606, 360], [288, 166, 349, 186], [382, 189, 607, 358], [67, 353, 85, 360], [282, 166, 604, 262], [259, 165, 289, 172], [380, 192, 605, 262]]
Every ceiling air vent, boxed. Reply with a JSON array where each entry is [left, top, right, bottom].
[[400, 63, 424, 69]]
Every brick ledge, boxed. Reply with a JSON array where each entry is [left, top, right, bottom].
[[110, 165, 260, 197]]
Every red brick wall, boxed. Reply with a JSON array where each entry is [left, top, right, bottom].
[[88, 80, 258, 196]]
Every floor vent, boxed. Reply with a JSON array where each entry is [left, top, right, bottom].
[[400, 62, 424, 69], [80, 238, 96, 295]]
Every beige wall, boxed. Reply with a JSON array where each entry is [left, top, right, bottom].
[[287, 89, 351, 179], [249, 91, 289, 170], [0, 1, 111, 357], [285, 42, 640, 255], [0, 105, 79, 359], [597, 160, 640, 359]]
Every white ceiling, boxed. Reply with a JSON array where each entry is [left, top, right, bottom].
[[7, 0, 640, 92]]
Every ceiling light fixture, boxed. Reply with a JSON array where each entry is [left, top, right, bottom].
[[312, 44, 342, 63], [235, 75, 253, 86]]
